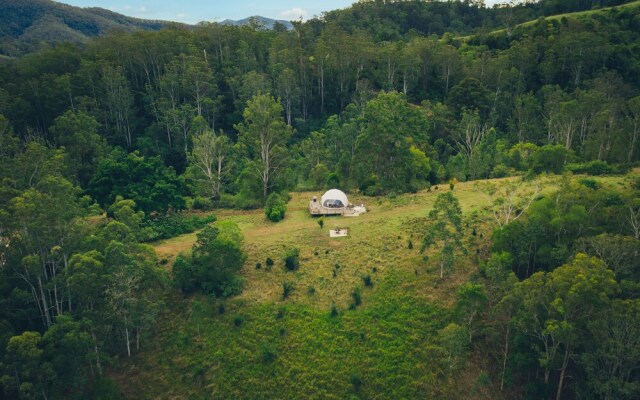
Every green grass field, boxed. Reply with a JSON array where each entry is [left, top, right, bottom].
[[112, 173, 633, 399]]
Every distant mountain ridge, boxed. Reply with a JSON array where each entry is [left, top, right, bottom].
[[220, 16, 294, 30], [0, 0, 174, 57]]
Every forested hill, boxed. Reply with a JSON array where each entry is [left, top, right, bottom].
[[0, 0, 172, 57], [318, 0, 635, 40], [1, 0, 640, 398]]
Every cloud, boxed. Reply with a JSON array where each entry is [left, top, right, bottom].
[[124, 5, 132, 10], [138, 6, 147, 12], [280, 7, 308, 20]]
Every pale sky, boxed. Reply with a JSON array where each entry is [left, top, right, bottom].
[[56, 1, 504, 25]]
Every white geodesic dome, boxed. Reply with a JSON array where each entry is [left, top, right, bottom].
[[321, 189, 348, 208]]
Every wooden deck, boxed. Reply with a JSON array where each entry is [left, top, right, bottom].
[[309, 200, 367, 217]]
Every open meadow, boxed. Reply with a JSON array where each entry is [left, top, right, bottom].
[[112, 174, 622, 399]]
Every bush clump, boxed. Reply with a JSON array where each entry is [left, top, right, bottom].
[[265, 192, 287, 222], [351, 287, 362, 307], [567, 160, 625, 175], [260, 343, 277, 363], [330, 303, 339, 317], [172, 223, 246, 297], [282, 282, 294, 300], [284, 248, 300, 271], [140, 213, 216, 242]]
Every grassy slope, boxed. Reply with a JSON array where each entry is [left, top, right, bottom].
[[113, 174, 631, 399], [458, 0, 640, 41]]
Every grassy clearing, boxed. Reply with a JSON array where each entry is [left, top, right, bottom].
[[113, 173, 633, 398]]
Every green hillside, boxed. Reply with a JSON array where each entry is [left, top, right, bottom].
[[112, 173, 637, 399], [1, 0, 639, 399], [0, 0, 171, 56]]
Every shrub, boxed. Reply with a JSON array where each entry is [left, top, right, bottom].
[[265, 192, 287, 222], [266, 257, 274, 267], [284, 248, 300, 271], [330, 303, 339, 317], [175, 224, 246, 297], [531, 144, 571, 174], [255, 262, 262, 269], [317, 217, 325, 229], [218, 303, 225, 314], [566, 160, 623, 175], [351, 287, 362, 307], [490, 163, 510, 178], [282, 282, 294, 300], [578, 178, 599, 190], [408, 239, 413, 249], [140, 213, 216, 242], [233, 316, 243, 327], [172, 255, 196, 294], [260, 344, 277, 363], [307, 285, 316, 295], [221, 276, 244, 298], [362, 275, 372, 287], [350, 374, 363, 392], [192, 196, 213, 210]]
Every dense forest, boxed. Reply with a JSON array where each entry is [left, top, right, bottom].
[[0, 0, 639, 398]]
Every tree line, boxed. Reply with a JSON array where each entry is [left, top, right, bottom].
[[0, 1, 637, 207]]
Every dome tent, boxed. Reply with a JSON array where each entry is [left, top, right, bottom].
[[321, 189, 348, 208]]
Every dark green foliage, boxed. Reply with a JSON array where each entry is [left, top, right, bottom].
[[192, 196, 213, 210], [326, 173, 340, 188], [577, 178, 599, 190], [222, 276, 244, 298], [317, 217, 325, 229], [88, 150, 187, 214], [218, 303, 226, 315], [362, 275, 372, 287], [139, 213, 216, 242], [260, 343, 277, 363], [408, 239, 413, 249], [351, 287, 362, 307], [172, 224, 246, 296], [3, 1, 640, 398], [265, 192, 287, 222], [354, 92, 431, 195], [492, 181, 633, 279], [255, 262, 262, 269], [233, 316, 243, 327], [172, 255, 197, 293], [447, 77, 492, 117], [531, 144, 571, 174], [307, 285, 316, 295], [266, 257, 274, 267], [284, 248, 300, 271], [422, 192, 464, 279], [567, 160, 624, 175], [282, 282, 294, 300], [350, 373, 363, 392], [330, 303, 339, 317]]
